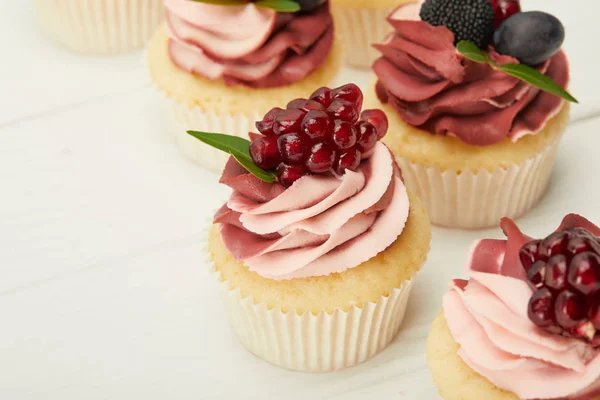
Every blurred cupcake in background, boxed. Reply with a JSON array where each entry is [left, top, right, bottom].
[[330, 0, 419, 69], [147, 0, 342, 172], [33, 0, 164, 54], [365, 0, 575, 229]]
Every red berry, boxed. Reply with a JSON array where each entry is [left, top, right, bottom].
[[256, 107, 283, 136], [545, 255, 568, 291], [360, 109, 388, 139], [555, 290, 586, 329], [519, 239, 541, 272], [568, 252, 600, 295], [277, 163, 308, 188], [301, 110, 333, 142], [331, 83, 363, 110], [328, 99, 359, 124], [273, 109, 307, 136], [332, 121, 357, 150], [278, 133, 310, 164], [491, 0, 521, 28], [309, 87, 332, 107], [528, 288, 554, 328], [287, 99, 325, 112], [306, 143, 335, 173], [249, 136, 281, 170], [527, 261, 547, 288], [539, 231, 570, 259], [356, 121, 378, 152], [335, 148, 361, 175]]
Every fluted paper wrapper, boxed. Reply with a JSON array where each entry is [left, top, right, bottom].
[[161, 91, 262, 172], [206, 237, 414, 372], [34, 0, 163, 54], [333, 7, 393, 69], [396, 141, 560, 229]]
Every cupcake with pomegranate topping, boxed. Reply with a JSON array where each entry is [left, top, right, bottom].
[[329, 0, 415, 69], [34, 0, 163, 53], [365, 0, 577, 229], [147, 0, 342, 171], [428, 215, 600, 399], [191, 84, 431, 371]]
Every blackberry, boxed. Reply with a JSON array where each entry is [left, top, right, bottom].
[[420, 0, 495, 48]]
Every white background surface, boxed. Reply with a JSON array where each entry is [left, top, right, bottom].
[[2, 1, 600, 399]]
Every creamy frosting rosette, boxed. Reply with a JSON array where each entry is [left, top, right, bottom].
[[444, 216, 600, 400], [373, 3, 569, 146], [164, 0, 334, 88], [213, 142, 410, 280]]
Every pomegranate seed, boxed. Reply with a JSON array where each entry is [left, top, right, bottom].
[[273, 109, 307, 136], [249, 136, 281, 170], [276, 163, 308, 188], [528, 288, 554, 328], [568, 236, 599, 256], [539, 231, 570, 259], [309, 87, 332, 107], [335, 148, 361, 175], [256, 107, 283, 136], [332, 121, 357, 150], [520, 240, 541, 272], [545, 255, 568, 291], [491, 0, 521, 28], [528, 261, 547, 288], [331, 83, 363, 110], [360, 109, 388, 139], [356, 121, 378, 152], [287, 99, 324, 112], [555, 290, 586, 329], [328, 99, 359, 124], [588, 297, 600, 330], [278, 133, 310, 164], [568, 252, 600, 295], [306, 143, 335, 173], [301, 110, 333, 142]]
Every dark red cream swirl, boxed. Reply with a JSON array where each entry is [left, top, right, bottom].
[[164, 0, 334, 88], [373, 4, 570, 146]]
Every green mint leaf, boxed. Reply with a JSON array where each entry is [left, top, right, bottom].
[[497, 64, 579, 104], [456, 40, 488, 64], [186, 131, 277, 183], [254, 0, 301, 12], [456, 40, 578, 104]]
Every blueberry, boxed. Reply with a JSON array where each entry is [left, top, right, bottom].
[[493, 11, 565, 66], [295, 0, 327, 12]]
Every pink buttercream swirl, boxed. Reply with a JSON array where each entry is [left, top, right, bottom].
[[163, 0, 334, 88], [373, 4, 570, 146], [444, 215, 600, 400], [214, 143, 410, 280]]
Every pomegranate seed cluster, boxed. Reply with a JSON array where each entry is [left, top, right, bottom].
[[249, 84, 389, 187], [520, 229, 600, 340]]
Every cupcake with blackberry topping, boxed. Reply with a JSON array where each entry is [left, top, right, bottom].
[[365, 0, 576, 229], [191, 84, 431, 371], [34, 0, 163, 54], [147, 0, 342, 171], [427, 214, 600, 399]]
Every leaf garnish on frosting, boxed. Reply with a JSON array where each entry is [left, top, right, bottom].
[[187, 131, 277, 183], [457, 40, 578, 103], [187, 0, 301, 12]]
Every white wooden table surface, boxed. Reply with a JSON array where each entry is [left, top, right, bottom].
[[2, 1, 600, 399]]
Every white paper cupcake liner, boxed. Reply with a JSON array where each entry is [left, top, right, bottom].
[[205, 230, 414, 372], [34, 0, 164, 54], [333, 7, 393, 69], [395, 140, 560, 229], [160, 90, 263, 173]]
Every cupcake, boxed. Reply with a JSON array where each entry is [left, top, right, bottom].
[[365, 0, 576, 229], [330, 0, 417, 69], [34, 0, 163, 54], [428, 214, 600, 399], [147, 0, 342, 172], [194, 84, 431, 371]]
